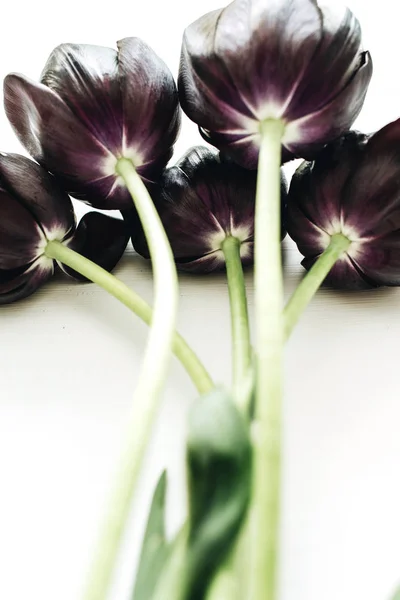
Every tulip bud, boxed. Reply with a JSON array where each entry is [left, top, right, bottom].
[[129, 146, 287, 272], [0, 153, 129, 303], [4, 38, 180, 210], [286, 119, 400, 289], [179, 0, 372, 169]]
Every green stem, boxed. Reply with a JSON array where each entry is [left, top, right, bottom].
[[208, 237, 351, 600], [152, 524, 188, 600], [284, 234, 351, 339], [205, 519, 251, 600], [390, 586, 400, 600], [73, 158, 178, 600], [205, 557, 238, 600], [252, 118, 285, 600], [221, 236, 252, 408], [196, 238, 251, 600], [45, 241, 213, 394]]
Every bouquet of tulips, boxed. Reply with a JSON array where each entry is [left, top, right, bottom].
[[2, 0, 400, 598]]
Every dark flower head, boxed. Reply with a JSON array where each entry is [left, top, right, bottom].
[[0, 153, 129, 304], [179, 0, 372, 169], [286, 119, 400, 289], [4, 38, 181, 210], [130, 146, 287, 272]]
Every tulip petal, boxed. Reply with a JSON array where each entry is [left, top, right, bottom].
[[284, 6, 363, 121], [341, 119, 400, 237], [41, 44, 123, 155], [180, 0, 322, 130], [283, 51, 372, 155], [175, 243, 254, 273], [285, 182, 328, 259], [120, 207, 141, 248], [0, 153, 75, 238], [179, 9, 257, 132], [302, 253, 375, 289], [132, 146, 284, 272], [0, 188, 44, 268], [286, 132, 367, 244], [59, 212, 130, 280], [213, 0, 322, 118], [176, 252, 226, 273], [117, 38, 181, 182], [341, 123, 400, 285], [174, 146, 257, 234], [199, 129, 260, 171], [134, 147, 257, 268], [352, 233, 400, 286], [287, 120, 400, 289], [0, 258, 53, 304], [63, 173, 132, 210], [179, 0, 371, 168], [134, 164, 226, 263], [3, 74, 129, 208], [286, 134, 377, 290]]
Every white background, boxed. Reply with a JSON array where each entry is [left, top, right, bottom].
[[1, 1, 400, 599]]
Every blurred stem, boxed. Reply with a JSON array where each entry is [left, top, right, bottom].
[[205, 520, 251, 600], [221, 236, 251, 410], [205, 553, 239, 600], [152, 524, 189, 600], [284, 234, 351, 339], [45, 242, 213, 394], [208, 237, 351, 600], [71, 157, 178, 600], [188, 238, 251, 600], [252, 118, 285, 600], [390, 586, 400, 600]]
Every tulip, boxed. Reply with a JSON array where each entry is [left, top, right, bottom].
[[286, 120, 400, 290], [284, 119, 400, 338], [180, 4, 372, 598], [179, 0, 372, 168], [4, 38, 181, 210], [0, 153, 128, 304], [131, 146, 287, 273]]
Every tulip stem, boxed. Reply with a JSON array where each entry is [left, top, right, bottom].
[[252, 118, 285, 600], [284, 234, 351, 339], [221, 236, 252, 409], [83, 158, 178, 600], [45, 241, 212, 394], [55, 157, 179, 600], [204, 237, 252, 600], [44, 241, 213, 599]]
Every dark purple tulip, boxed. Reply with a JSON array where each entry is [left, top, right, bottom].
[[0, 153, 129, 304], [129, 146, 287, 272], [179, 0, 372, 169], [286, 119, 400, 289], [4, 38, 181, 210]]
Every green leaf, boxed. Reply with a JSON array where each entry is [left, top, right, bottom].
[[152, 524, 188, 600], [132, 471, 170, 600], [185, 386, 252, 600]]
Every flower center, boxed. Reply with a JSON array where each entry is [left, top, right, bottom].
[[206, 216, 252, 258], [101, 149, 145, 185], [317, 214, 368, 259]]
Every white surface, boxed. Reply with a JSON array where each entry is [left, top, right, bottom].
[[1, 1, 400, 599]]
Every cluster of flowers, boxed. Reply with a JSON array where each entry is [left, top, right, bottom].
[[2, 0, 400, 599], [3, 2, 400, 301]]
